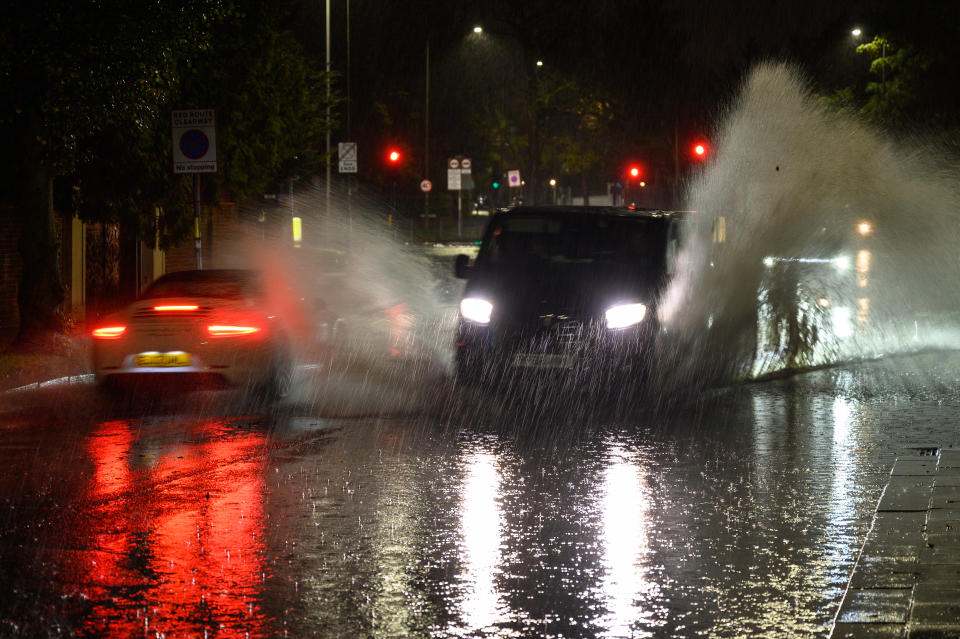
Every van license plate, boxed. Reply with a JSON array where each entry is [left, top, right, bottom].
[[512, 353, 575, 369]]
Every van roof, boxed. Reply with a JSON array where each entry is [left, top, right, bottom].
[[498, 205, 694, 220]]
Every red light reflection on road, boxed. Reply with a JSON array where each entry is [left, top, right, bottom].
[[69, 418, 270, 637]]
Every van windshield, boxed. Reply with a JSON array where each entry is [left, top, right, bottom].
[[480, 214, 666, 268]]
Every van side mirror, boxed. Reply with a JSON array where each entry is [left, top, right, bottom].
[[454, 254, 472, 279]]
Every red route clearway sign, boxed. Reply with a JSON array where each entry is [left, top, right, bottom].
[[172, 109, 218, 174]]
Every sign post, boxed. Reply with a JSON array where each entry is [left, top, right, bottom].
[[448, 157, 475, 239], [172, 109, 218, 269]]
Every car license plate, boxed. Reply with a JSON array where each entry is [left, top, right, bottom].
[[512, 353, 576, 369], [135, 352, 191, 367]]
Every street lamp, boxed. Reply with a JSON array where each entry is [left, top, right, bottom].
[[850, 27, 886, 102], [473, 25, 483, 34]]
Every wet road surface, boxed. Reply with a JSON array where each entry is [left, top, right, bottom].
[[3, 352, 960, 637]]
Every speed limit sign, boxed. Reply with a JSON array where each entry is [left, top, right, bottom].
[[419, 179, 433, 192]]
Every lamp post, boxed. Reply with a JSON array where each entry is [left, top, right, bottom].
[[851, 27, 886, 103]]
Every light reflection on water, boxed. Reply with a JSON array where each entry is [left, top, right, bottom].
[[455, 451, 506, 634], [70, 418, 270, 638], [599, 445, 657, 638], [27, 385, 889, 639]]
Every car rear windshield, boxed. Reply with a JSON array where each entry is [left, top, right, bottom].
[[481, 214, 666, 266], [141, 271, 261, 300]]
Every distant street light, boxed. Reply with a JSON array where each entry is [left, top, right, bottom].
[[473, 26, 483, 34], [536, 60, 543, 67], [850, 27, 886, 102]]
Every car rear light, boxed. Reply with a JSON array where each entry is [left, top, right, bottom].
[[207, 324, 262, 337], [154, 304, 199, 311], [92, 326, 126, 339]]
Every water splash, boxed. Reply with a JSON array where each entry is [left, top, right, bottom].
[[661, 61, 960, 385], [209, 184, 456, 414]]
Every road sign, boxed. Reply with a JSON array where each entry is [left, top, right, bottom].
[[338, 142, 358, 173], [447, 169, 461, 190], [508, 169, 521, 187], [420, 179, 433, 193], [448, 158, 460, 170], [172, 109, 217, 173], [460, 157, 472, 171]]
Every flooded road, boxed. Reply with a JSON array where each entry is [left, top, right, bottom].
[[3, 352, 960, 637]]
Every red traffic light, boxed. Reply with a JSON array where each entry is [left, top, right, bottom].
[[387, 148, 402, 164], [692, 142, 708, 159], [628, 166, 641, 179]]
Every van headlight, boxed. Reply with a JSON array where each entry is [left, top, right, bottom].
[[460, 297, 493, 324], [605, 303, 647, 329]]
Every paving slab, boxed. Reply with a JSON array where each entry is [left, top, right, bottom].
[[919, 546, 960, 565], [936, 450, 960, 468], [912, 583, 960, 604], [925, 532, 960, 548], [858, 542, 923, 561], [878, 485, 933, 512], [930, 486, 960, 510], [874, 512, 928, 532], [917, 565, 960, 583], [831, 623, 906, 638], [933, 475, 960, 487], [837, 589, 913, 624], [849, 568, 917, 589], [928, 509, 960, 522], [891, 459, 939, 476], [924, 521, 960, 536]]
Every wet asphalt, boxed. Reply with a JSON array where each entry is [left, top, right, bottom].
[[2, 351, 960, 638]]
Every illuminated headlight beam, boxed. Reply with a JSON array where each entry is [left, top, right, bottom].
[[460, 298, 493, 324], [605, 303, 647, 329]]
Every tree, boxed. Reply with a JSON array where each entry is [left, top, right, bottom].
[[822, 35, 930, 132], [855, 36, 929, 129]]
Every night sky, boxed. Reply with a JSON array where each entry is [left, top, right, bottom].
[[286, 0, 958, 206]]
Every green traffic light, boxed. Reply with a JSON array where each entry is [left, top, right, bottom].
[[492, 181, 500, 189]]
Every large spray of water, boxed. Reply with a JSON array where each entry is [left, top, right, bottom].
[[659, 62, 960, 385], [199, 183, 457, 414]]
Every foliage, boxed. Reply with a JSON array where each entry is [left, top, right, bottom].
[[822, 36, 931, 132], [855, 36, 929, 129]]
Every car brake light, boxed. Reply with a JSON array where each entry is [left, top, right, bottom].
[[154, 304, 199, 311], [92, 326, 126, 339], [207, 324, 262, 336]]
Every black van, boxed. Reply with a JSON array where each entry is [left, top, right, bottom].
[[453, 206, 685, 384]]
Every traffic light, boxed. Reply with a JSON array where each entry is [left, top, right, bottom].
[[692, 142, 708, 159], [492, 180, 500, 190], [386, 148, 402, 164], [628, 166, 641, 179]]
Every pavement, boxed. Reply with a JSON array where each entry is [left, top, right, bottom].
[[831, 447, 960, 639], [0, 336, 91, 393]]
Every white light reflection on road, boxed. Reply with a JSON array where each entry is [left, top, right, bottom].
[[600, 444, 657, 637], [456, 452, 506, 634], [827, 395, 856, 544]]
